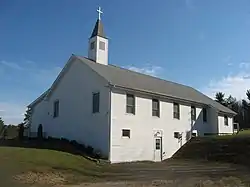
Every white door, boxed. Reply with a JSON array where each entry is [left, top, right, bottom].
[[154, 137, 162, 161]]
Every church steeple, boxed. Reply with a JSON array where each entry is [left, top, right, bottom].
[[90, 19, 106, 38], [88, 7, 109, 65]]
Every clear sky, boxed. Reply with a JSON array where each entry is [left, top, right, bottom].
[[1, 0, 250, 124]]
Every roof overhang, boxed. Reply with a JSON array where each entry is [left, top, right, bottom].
[[109, 83, 209, 108]]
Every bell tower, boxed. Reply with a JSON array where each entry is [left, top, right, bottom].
[[88, 7, 108, 65]]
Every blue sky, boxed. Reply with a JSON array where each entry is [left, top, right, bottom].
[[1, 0, 250, 124]]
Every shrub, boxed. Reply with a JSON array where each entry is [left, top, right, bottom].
[[37, 124, 43, 140], [86, 145, 94, 155], [70, 140, 78, 146], [61, 137, 70, 143], [93, 149, 102, 159]]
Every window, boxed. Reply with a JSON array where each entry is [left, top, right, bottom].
[[191, 106, 196, 121], [99, 41, 105, 50], [224, 115, 228, 126], [155, 139, 161, 150], [122, 129, 130, 138], [173, 103, 180, 119], [152, 99, 160, 117], [92, 92, 100, 113], [90, 41, 95, 50], [192, 133, 197, 137], [174, 132, 180, 139], [126, 94, 135, 114], [53, 100, 59, 118], [203, 108, 207, 122]]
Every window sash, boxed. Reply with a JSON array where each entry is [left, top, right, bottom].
[[152, 99, 160, 117], [155, 139, 161, 150], [224, 115, 228, 126], [53, 101, 59, 118], [126, 94, 135, 114], [203, 108, 207, 122], [92, 93, 100, 113], [191, 106, 196, 120], [173, 103, 180, 119]]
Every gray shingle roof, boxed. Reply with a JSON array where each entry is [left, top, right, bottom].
[[90, 19, 105, 38], [76, 56, 236, 115]]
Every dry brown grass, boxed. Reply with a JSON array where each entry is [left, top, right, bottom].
[[13, 171, 67, 185]]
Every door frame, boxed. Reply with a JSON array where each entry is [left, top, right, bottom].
[[153, 130, 163, 161]]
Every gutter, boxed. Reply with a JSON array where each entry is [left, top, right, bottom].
[[109, 83, 208, 107], [108, 83, 236, 116]]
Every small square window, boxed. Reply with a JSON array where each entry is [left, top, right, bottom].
[[99, 41, 105, 50], [174, 132, 180, 139], [122, 129, 130, 138], [90, 42, 95, 50]]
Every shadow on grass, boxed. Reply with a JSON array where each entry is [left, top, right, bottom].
[[0, 137, 104, 163]]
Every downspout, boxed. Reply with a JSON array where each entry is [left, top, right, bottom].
[[107, 82, 113, 162]]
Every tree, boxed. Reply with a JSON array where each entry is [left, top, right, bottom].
[[246, 89, 250, 101], [226, 95, 237, 108], [18, 123, 24, 140], [0, 117, 4, 129], [241, 99, 249, 128], [23, 108, 32, 127], [215, 92, 226, 105]]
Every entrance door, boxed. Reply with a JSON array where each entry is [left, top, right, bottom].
[[154, 137, 162, 161]]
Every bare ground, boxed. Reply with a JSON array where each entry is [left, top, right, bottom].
[[13, 159, 250, 187]]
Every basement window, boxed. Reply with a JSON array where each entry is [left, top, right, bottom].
[[122, 129, 130, 138]]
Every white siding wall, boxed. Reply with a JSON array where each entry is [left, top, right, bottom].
[[110, 89, 210, 163], [218, 115, 233, 134], [31, 59, 110, 156], [31, 101, 48, 133], [207, 108, 219, 134]]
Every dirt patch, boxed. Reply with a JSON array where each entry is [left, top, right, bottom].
[[13, 171, 67, 185], [67, 177, 247, 187]]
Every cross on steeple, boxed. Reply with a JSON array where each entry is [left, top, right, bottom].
[[97, 7, 103, 20]]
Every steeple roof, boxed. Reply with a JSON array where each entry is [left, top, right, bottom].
[[90, 19, 106, 38]]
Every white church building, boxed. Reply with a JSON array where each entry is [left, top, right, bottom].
[[28, 8, 236, 163]]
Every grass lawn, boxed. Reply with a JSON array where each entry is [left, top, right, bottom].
[[1, 146, 250, 187], [0, 147, 114, 186]]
